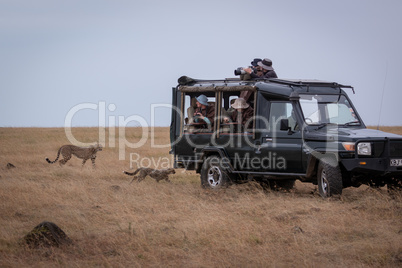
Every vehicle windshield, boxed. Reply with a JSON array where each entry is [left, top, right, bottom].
[[299, 94, 361, 126]]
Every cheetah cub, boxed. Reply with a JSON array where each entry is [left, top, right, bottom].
[[124, 167, 176, 183]]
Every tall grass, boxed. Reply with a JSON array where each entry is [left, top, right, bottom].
[[0, 127, 401, 267]]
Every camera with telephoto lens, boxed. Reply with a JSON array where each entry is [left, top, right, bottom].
[[234, 66, 255, 76]]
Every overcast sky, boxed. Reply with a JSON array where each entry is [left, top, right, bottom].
[[0, 0, 401, 127]]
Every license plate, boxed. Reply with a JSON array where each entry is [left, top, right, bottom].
[[390, 159, 402, 166]]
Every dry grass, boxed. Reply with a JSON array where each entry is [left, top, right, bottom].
[[0, 127, 401, 267], [368, 126, 402, 135]]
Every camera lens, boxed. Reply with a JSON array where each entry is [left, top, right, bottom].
[[234, 67, 243, 76]]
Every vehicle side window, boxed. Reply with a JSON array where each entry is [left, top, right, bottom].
[[269, 102, 297, 131], [184, 95, 192, 122], [183, 93, 216, 133], [220, 91, 255, 134]]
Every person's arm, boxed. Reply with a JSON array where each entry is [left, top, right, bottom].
[[195, 109, 212, 126], [264, 70, 278, 79], [202, 117, 211, 125], [244, 67, 260, 78], [250, 71, 260, 78]]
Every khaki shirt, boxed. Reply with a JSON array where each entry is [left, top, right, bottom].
[[231, 106, 254, 130]]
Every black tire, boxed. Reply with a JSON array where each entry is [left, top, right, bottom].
[[317, 160, 343, 198], [200, 156, 231, 189]]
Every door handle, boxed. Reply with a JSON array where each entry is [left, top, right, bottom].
[[255, 144, 261, 154]]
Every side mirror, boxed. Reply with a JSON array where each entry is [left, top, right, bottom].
[[280, 119, 289, 131], [280, 119, 295, 135]]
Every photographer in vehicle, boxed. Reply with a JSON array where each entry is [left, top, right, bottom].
[[243, 58, 278, 79], [234, 58, 262, 80], [193, 94, 215, 129]]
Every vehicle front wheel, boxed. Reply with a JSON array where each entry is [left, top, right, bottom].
[[200, 156, 231, 189], [317, 160, 343, 198]]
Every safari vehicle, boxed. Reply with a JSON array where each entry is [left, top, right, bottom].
[[170, 76, 402, 198]]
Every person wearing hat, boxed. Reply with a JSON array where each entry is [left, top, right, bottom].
[[250, 58, 262, 67], [240, 58, 262, 81], [193, 94, 215, 128], [223, 98, 254, 130], [244, 58, 278, 79]]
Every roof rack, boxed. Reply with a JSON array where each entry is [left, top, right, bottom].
[[267, 78, 355, 94], [177, 76, 241, 86], [177, 76, 355, 93]]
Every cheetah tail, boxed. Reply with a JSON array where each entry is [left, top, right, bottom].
[[123, 168, 140, 176], [46, 147, 62, 164]]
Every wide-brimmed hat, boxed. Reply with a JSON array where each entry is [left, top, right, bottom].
[[251, 58, 262, 67], [231, 98, 249, 109], [196, 94, 209, 106], [258, 58, 274, 71]]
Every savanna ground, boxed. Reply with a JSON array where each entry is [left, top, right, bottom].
[[0, 126, 401, 267]]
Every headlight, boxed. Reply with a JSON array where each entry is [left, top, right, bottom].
[[357, 142, 372, 155]]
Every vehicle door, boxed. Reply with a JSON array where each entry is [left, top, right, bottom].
[[256, 98, 304, 173]]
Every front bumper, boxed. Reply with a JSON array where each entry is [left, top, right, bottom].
[[340, 138, 402, 177], [341, 158, 402, 176]]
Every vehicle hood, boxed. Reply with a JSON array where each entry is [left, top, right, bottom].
[[304, 127, 402, 141]]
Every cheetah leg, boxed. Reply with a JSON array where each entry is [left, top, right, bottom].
[[162, 175, 170, 183], [137, 176, 146, 183], [91, 157, 96, 168], [59, 156, 70, 166], [129, 176, 138, 184]]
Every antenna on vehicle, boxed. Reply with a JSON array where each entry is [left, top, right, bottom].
[[376, 61, 388, 130]]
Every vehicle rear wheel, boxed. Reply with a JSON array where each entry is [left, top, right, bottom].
[[200, 156, 231, 189], [317, 160, 343, 198]]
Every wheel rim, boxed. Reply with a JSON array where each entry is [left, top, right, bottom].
[[207, 166, 222, 187], [320, 170, 329, 196]]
